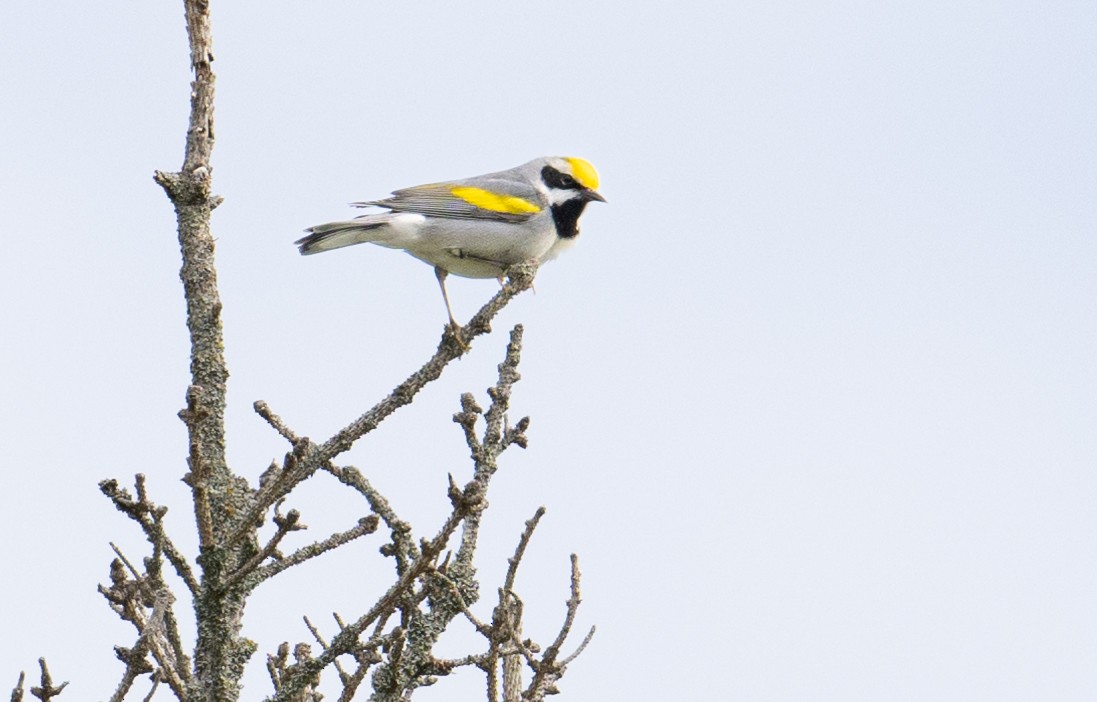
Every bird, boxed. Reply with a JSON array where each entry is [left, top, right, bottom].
[[296, 156, 605, 339]]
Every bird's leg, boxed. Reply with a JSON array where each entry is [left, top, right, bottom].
[[435, 266, 467, 347]]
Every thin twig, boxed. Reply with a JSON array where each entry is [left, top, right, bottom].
[[98, 549, 189, 701], [250, 515, 380, 585], [140, 675, 161, 702], [224, 440, 310, 548], [559, 626, 597, 667], [98, 479, 199, 597], [29, 659, 67, 702], [542, 554, 583, 665], [504, 507, 546, 593], [107, 590, 172, 702], [263, 483, 479, 702], [11, 671, 25, 702], [433, 572, 495, 640], [222, 504, 304, 589], [316, 263, 538, 465], [179, 385, 215, 551], [522, 554, 591, 700], [321, 464, 417, 571], [254, 400, 300, 444], [302, 617, 349, 684]]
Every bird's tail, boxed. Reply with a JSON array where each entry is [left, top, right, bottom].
[[295, 219, 388, 255]]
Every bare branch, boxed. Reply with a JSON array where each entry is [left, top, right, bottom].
[[223, 503, 306, 589], [522, 554, 592, 701], [321, 464, 417, 571], [215, 269, 537, 602], [315, 263, 538, 465], [250, 515, 380, 585], [140, 675, 161, 702], [329, 613, 385, 702], [504, 507, 546, 594], [542, 555, 584, 665], [98, 478, 199, 597], [98, 548, 190, 701], [302, 617, 350, 684], [481, 326, 525, 454], [559, 625, 597, 668], [178, 385, 215, 551], [264, 479, 482, 702], [28, 659, 66, 702], [500, 592, 525, 702], [11, 671, 25, 702], [225, 439, 311, 548], [108, 590, 172, 702], [433, 572, 495, 641], [153, 0, 233, 539], [254, 400, 300, 444], [141, 539, 193, 696]]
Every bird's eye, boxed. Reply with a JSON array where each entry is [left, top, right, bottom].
[[541, 166, 580, 190]]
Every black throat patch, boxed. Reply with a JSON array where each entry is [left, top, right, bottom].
[[551, 199, 588, 239]]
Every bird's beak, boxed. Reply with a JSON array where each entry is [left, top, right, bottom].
[[581, 188, 607, 203]]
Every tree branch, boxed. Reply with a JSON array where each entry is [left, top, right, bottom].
[[234, 264, 538, 555], [315, 263, 538, 465], [263, 477, 484, 702], [523, 555, 593, 701], [98, 545, 190, 701], [27, 660, 66, 702], [98, 477, 199, 597], [248, 515, 380, 586], [321, 464, 418, 573], [107, 589, 172, 702]]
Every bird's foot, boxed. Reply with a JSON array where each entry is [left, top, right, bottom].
[[445, 320, 470, 351]]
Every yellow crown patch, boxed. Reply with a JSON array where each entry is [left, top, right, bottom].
[[564, 157, 600, 190]]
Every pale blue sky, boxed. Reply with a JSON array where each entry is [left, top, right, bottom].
[[1, 1, 1095, 699]]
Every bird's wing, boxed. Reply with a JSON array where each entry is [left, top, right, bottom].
[[354, 178, 545, 223]]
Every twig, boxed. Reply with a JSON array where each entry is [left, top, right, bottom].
[[108, 590, 172, 702], [485, 506, 546, 702], [225, 440, 310, 548], [433, 572, 495, 641], [222, 266, 538, 572], [28, 659, 66, 702], [144, 539, 194, 688], [140, 675, 161, 702], [424, 654, 485, 675], [316, 263, 538, 465], [481, 325, 525, 454], [222, 504, 304, 589], [500, 591, 525, 702], [559, 625, 597, 667], [179, 386, 215, 551], [302, 617, 349, 684], [523, 554, 592, 700], [10, 671, 25, 702], [332, 615, 386, 702], [264, 481, 480, 702], [98, 478, 199, 597], [504, 507, 545, 593], [109, 542, 143, 582], [250, 515, 380, 585], [254, 400, 300, 444], [542, 554, 584, 665], [98, 549, 189, 701], [321, 464, 417, 571]]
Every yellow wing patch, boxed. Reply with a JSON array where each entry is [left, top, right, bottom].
[[564, 157, 600, 190], [450, 186, 542, 215]]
